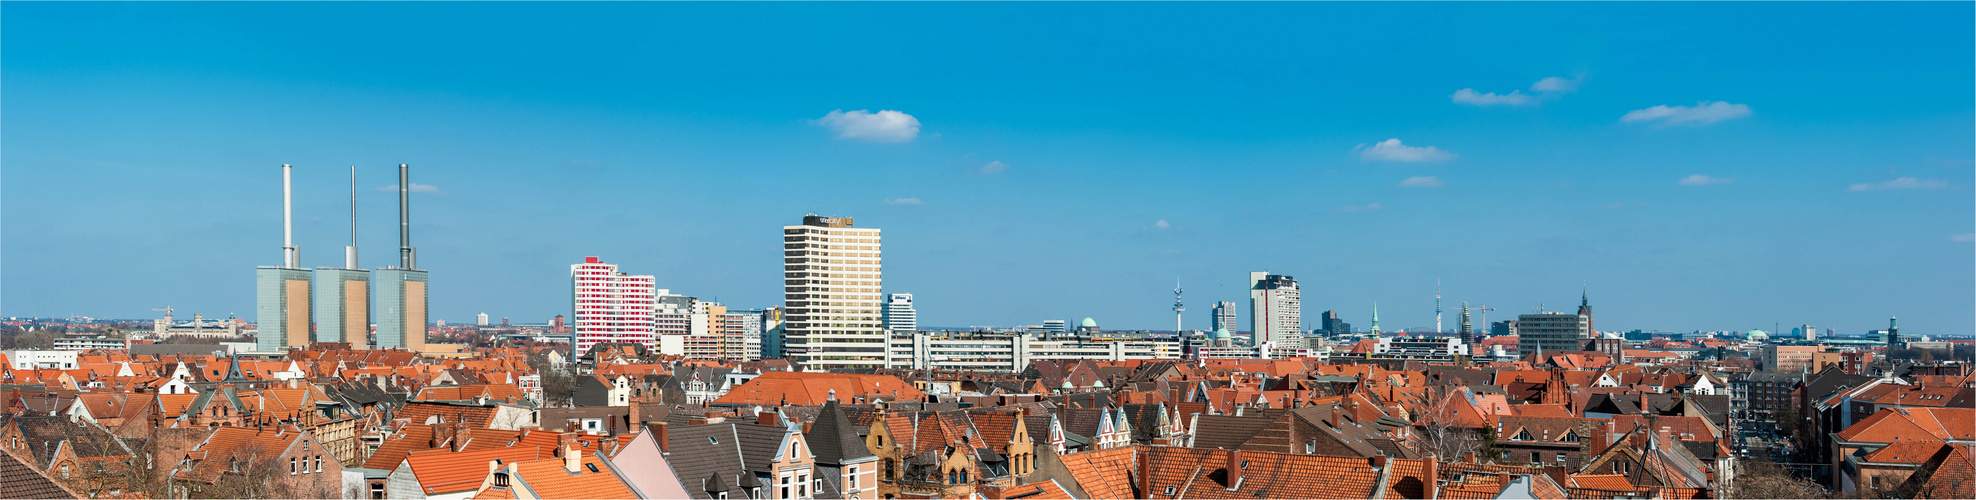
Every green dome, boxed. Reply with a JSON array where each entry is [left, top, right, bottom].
[[1080, 317, 1098, 327], [1214, 327, 1231, 338], [1747, 329, 1769, 340]]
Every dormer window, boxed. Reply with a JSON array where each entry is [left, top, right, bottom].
[[493, 472, 510, 487]]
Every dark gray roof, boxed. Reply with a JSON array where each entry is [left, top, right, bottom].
[[665, 423, 753, 500], [1189, 414, 1277, 450], [805, 400, 875, 465], [0, 446, 75, 500]]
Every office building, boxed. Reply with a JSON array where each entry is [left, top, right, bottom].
[[761, 306, 786, 359], [782, 215, 885, 369], [314, 166, 370, 346], [1516, 312, 1588, 357], [652, 292, 692, 355], [685, 300, 729, 360], [1491, 320, 1517, 336], [727, 309, 765, 361], [1211, 301, 1238, 334], [883, 293, 917, 332], [569, 256, 655, 354], [1319, 310, 1351, 337], [1041, 320, 1067, 332], [477, 313, 490, 326], [375, 164, 428, 351], [1248, 272, 1303, 349], [892, 331, 1182, 372], [257, 164, 312, 352]]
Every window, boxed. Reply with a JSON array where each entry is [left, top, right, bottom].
[[1614, 460, 1631, 475], [316, 455, 323, 472], [371, 483, 384, 500], [291, 457, 298, 475], [718, 493, 728, 500], [494, 473, 510, 487], [1531, 452, 1541, 464], [1561, 432, 1580, 443], [1165, 486, 1177, 496], [848, 466, 859, 489], [782, 475, 792, 499], [1305, 441, 1316, 454], [752, 487, 762, 499]]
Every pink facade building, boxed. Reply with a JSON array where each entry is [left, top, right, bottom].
[[571, 256, 656, 354]]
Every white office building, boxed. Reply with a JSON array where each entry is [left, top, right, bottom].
[[570, 256, 656, 355], [883, 293, 917, 332], [783, 215, 886, 369], [1249, 272, 1303, 349], [891, 332, 1183, 372], [477, 313, 490, 326]]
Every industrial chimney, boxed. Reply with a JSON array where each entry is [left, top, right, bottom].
[[347, 166, 360, 269], [398, 163, 416, 269], [282, 164, 300, 269]]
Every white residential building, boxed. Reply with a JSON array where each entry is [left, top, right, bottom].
[[570, 256, 656, 354], [783, 215, 885, 369], [882, 293, 917, 332], [1249, 272, 1303, 349]]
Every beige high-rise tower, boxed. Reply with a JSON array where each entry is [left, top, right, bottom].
[[782, 215, 885, 369]]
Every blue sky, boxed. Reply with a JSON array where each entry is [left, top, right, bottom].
[[4, 2, 1971, 336]]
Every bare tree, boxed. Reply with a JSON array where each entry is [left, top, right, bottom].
[[1414, 384, 1491, 461], [1731, 459, 1829, 499]]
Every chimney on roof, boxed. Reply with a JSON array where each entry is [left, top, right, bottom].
[[555, 432, 576, 457], [563, 446, 582, 473], [654, 422, 670, 453], [1225, 450, 1245, 488], [452, 425, 470, 453]]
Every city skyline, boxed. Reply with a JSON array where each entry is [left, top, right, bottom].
[[3, 3, 1972, 336]]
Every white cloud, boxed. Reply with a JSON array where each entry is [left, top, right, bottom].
[[1529, 75, 1582, 93], [1356, 139, 1456, 162], [1451, 89, 1534, 106], [1952, 233, 1975, 242], [813, 109, 920, 142], [1621, 101, 1752, 126], [1452, 75, 1581, 107], [1848, 177, 1952, 192], [1154, 219, 1171, 229], [1398, 176, 1445, 188], [882, 197, 924, 205], [980, 161, 1009, 174], [375, 183, 442, 194], [1678, 174, 1735, 186], [1335, 203, 1384, 213]]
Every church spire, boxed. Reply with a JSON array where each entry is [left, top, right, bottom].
[[1370, 302, 1382, 338]]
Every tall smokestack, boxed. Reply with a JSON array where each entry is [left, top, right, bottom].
[[399, 163, 415, 269], [347, 166, 359, 269], [282, 164, 300, 268]]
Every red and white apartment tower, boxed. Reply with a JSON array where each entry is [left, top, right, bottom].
[[571, 256, 657, 354]]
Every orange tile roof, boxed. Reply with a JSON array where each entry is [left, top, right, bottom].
[[403, 446, 553, 495], [1839, 408, 1975, 443], [998, 479, 1075, 500], [1570, 474, 1636, 491], [1861, 441, 1946, 465], [1059, 446, 1136, 500], [711, 372, 926, 406], [508, 452, 636, 499]]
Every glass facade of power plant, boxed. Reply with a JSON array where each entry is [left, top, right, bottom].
[[374, 268, 428, 350], [255, 267, 313, 351], [312, 268, 370, 345]]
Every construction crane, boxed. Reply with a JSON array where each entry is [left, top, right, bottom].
[[151, 305, 174, 324]]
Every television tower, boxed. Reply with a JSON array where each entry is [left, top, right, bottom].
[[1435, 279, 1443, 333], [1172, 281, 1185, 333]]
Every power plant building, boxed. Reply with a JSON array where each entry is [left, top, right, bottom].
[[256, 164, 312, 352], [375, 164, 428, 351], [313, 165, 369, 345]]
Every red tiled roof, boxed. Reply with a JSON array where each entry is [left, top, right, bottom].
[[1861, 441, 1945, 465], [711, 372, 926, 406], [403, 447, 552, 495], [1570, 474, 1636, 491]]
